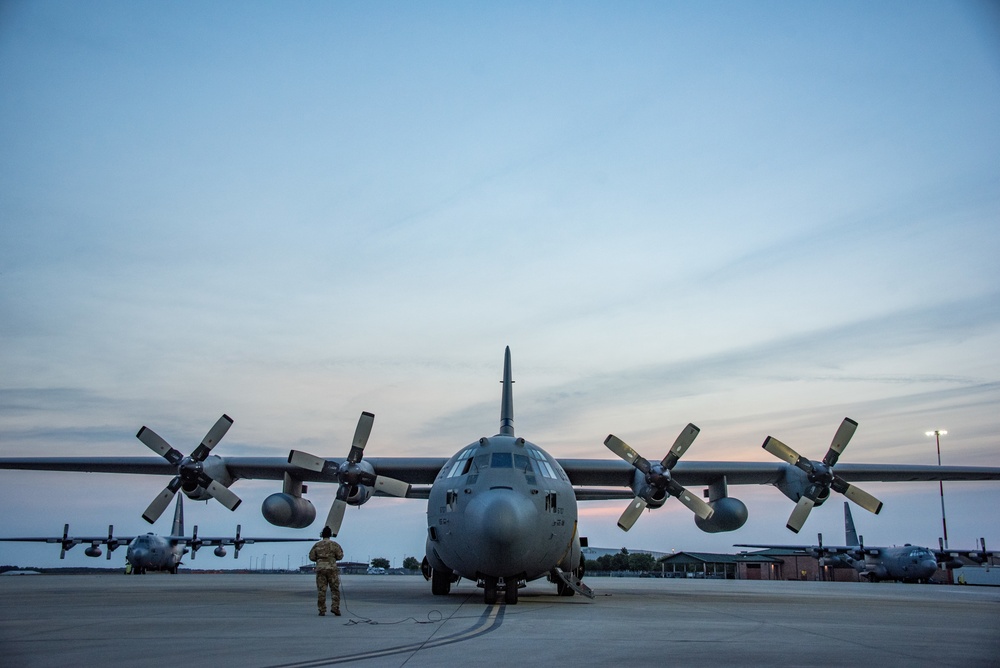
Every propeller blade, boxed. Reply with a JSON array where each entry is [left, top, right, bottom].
[[660, 424, 700, 469], [672, 485, 715, 520], [106, 525, 113, 560], [842, 482, 883, 515], [288, 450, 327, 473], [326, 499, 348, 537], [143, 478, 182, 524], [604, 435, 650, 473], [136, 426, 183, 464], [786, 495, 815, 533], [191, 414, 234, 461], [346, 412, 375, 463], [374, 475, 410, 498], [617, 497, 648, 531], [762, 436, 803, 467], [823, 418, 858, 467], [205, 479, 242, 511], [60, 523, 69, 559]]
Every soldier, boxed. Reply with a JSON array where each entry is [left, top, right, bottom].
[[309, 525, 344, 616]]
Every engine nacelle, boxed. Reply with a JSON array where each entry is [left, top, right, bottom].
[[344, 484, 373, 507], [84, 546, 103, 558], [214, 546, 227, 557], [630, 469, 669, 509], [182, 455, 236, 501], [694, 497, 748, 533], [774, 466, 831, 506], [262, 493, 316, 528]]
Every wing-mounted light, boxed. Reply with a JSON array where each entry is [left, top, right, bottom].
[[763, 418, 883, 533], [288, 412, 410, 537], [136, 414, 241, 524], [604, 424, 714, 531]]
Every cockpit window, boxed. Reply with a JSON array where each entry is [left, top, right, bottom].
[[527, 447, 556, 479], [491, 452, 513, 468], [446, 448, 475, 478]]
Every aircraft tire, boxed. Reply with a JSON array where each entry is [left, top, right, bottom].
[[483, 577, 498, 605], [504, 582, 518, 605], [431, 569, 451, 595]]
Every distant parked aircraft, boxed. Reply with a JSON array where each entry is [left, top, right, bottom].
[[0, 496, 310, 574], [737, 502, 995, 582]]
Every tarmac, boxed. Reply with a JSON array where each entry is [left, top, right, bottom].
[[2, 573, 998, 667]]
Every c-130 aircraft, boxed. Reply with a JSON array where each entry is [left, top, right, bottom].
[[3, 348, 1000, 603], [0, 496, 311, 574]]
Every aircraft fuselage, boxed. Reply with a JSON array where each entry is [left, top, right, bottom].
[[126, 533, 186, 574], [858, 546, 939, 582], [425, 434, 580, 587]]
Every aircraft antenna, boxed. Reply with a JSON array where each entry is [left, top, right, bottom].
[[500, 346, 515, 436]]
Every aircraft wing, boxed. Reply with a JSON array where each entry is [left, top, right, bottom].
[[0, 456, 450, 483], [0, 535, 136, 544], [3, 457, 999, 489], [735, 543, 867, 556], [933, 548, 996, 564], [160, 535, 313, 546], [557, 460, 1000, 487]]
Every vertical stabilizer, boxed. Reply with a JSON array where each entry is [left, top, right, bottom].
[[844, 501, 859, 546], [171, 495, 184, 537], [499, 346, 514, 436]]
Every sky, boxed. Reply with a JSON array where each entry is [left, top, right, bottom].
[[1, 1, 999, 571]]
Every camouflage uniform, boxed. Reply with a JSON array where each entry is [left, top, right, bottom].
[[309, 537, 344, 615]]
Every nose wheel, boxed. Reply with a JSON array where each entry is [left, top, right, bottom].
[[482, 576, 519, 605]]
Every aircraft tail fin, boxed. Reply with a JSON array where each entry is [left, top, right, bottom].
[[844, 501, 859, 547], [499, 346, 514, 436], [171, 495, 184, 537]]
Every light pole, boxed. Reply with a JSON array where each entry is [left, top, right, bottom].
[[926, 430, 948, 549]]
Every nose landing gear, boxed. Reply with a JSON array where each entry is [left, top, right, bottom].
[[481, 575, 521, 604]]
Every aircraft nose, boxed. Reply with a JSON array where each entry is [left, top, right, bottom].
[[467, 488, 536, 547]]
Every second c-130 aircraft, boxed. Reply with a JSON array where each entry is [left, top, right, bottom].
[[2, 348, 999, 603], [0, 496, 312, 574]]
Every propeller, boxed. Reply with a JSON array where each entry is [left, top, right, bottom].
[[137, 414, 242, 524], [288, 411, 411, 537], [189, 525, 203, 560], [762, 417, 882, 533], [603, 423, 714, 531], [105, 525, 122, 560], [59, 523, 76, 559]]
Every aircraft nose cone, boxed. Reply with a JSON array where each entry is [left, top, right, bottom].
[[467, 488, 535, 547], [466, 489, 535, 552]]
